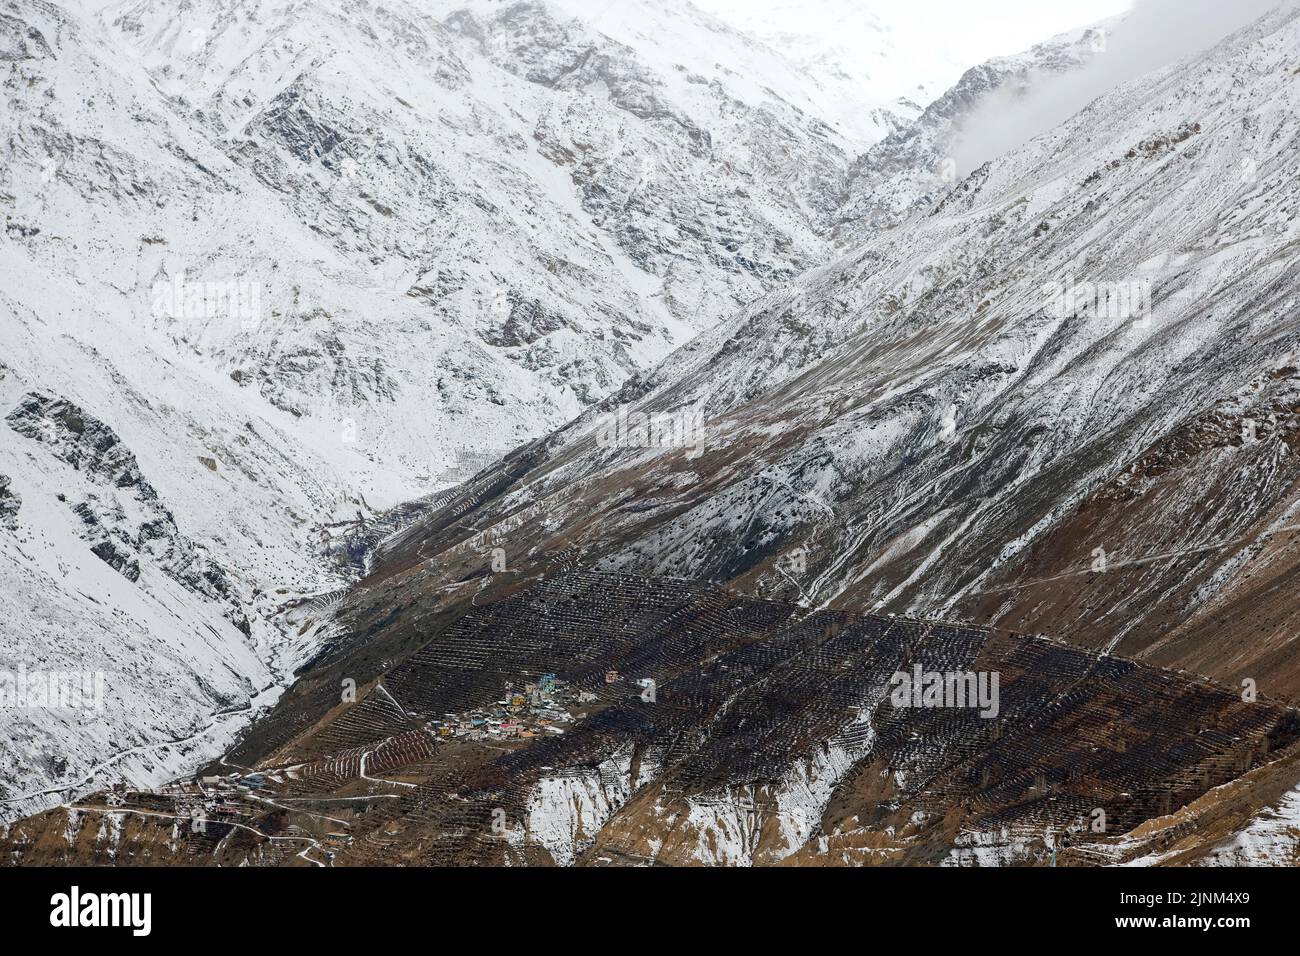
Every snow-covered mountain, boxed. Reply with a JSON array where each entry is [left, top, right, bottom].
[[5, 0, 1116, 822], [0, 0, 873, 818], [6, 0, 1300, 869], [690, 0, 960, 146], [667, 0, 938, 149], [12, 0, 1299, 869], [142, 0, 1300, 864], [470, 0, 1300, 672]]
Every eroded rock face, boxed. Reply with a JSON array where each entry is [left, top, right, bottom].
[[0, 474, 19, 529], [6, 393, 230, 601], [0, 9, 53, 62], [8, 394, 154, 490]]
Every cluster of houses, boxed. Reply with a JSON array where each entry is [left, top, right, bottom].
[[428, 673, 599, 741], [196, 771, 274, 792]]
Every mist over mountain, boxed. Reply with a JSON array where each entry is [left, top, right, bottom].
[[951, 0, 1288, 173]]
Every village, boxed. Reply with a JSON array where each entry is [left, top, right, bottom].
[[427, 672, 602, 742], [118, 673, 613, 813], [51, 667, 639, 867]]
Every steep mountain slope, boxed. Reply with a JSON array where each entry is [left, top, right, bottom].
[[10, 1, 1300, 868], [80, 0, 858, 460], [0, 0, 868, 820], [2, 0, 1135, 827], [2, 0, 363, 820], [151, 0, 1300, 864], [26, 0, 1285, 868], [391, 3, 1300, 698]]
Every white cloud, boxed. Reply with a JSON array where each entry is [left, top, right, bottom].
[[950, 0, 1286, 174]]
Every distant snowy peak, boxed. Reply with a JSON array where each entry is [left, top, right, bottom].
[[541, 0, 907, 150], [689, 0, 980, 146]]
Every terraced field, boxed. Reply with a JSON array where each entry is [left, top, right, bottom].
[[5, 572, 1297, 866]]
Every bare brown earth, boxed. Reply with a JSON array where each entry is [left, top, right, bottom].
[[963, 380, 1300, 703]]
